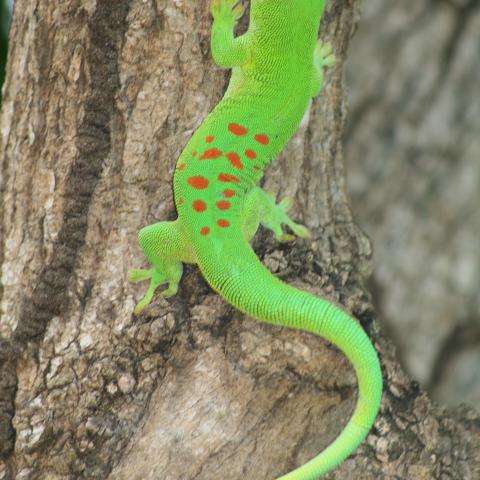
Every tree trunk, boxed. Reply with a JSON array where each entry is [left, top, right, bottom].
[[0, 1, 478, 479], [345, 0, 480, 409]]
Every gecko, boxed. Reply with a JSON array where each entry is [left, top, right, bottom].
[[128, 0, 382, 478]]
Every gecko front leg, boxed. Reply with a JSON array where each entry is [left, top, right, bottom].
[[311, 40, 336, 97], [210, 0, 249, 68]]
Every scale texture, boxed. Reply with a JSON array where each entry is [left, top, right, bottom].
[[129, 1, 383, 478]]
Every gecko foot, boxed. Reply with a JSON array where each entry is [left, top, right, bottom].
[[211, 0, 245, 23], [266, 193, 311, 242], [314, 40, 336, 70], [241, 188, 310, 243], [128, 262, 182, 315]]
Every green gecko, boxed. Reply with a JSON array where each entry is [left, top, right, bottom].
[[129, 0, 382, 478]]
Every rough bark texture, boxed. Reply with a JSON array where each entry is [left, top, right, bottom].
[[345, 0, 480, 409], [0, 1, 478, 480]]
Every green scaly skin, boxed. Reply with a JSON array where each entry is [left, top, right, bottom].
[[129, 1, 382, 478]]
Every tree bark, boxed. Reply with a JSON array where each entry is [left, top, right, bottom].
[[0, 1, 478, 480], [345, 0, 480, 409]]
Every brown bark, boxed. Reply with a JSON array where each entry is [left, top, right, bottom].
[[0, 1, 478, 480]]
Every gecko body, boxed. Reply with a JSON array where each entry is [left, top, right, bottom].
[[129, 1, 382, 478]]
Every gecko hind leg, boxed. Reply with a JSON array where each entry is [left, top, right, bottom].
[[241, 187, 310, 243], [128, 220, 194, 314]]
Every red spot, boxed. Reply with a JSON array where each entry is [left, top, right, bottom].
[[200, 226, 210, 236], [193, 199, 207, 212], [254, 134, 270, 145], [188, 176, 209, 189], [178, 163, 186, 170], [216, 201, 231, 210], [226, 152, 244, 170], [228, 123, 248, 136], [217, 219, 230, 228], [218, 173, 240, 183], [178, 197, 184, 205], [200, 148, 222, 160], [223, 189, 235, 198], [206, 135, 215, 143], [192, 151, 198, 157], [245, 149, 256, 159]]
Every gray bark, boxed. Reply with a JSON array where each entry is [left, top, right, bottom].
[[0, 1, 478, 479], [345, 0, 480, 409]]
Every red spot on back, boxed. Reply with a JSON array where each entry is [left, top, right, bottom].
[[216, 201, 231, 210], [206, 135, 215, 143], [218, 173, 240, 183], [226, 152, 244, 170], [217, 219, 230, 228], [178, 197, 184, 205], [254, 134, 270, 145], [245, 149, 256, 159], [200, 148, 222, 160], [200, 226, 210, 236], [192, 151, 198, 157], [188, 176, 209, 189], [178, 163, 186, 170], [193, 199, 207, 212], [228, 123, 248, 136], [223, 189, 235, 198]]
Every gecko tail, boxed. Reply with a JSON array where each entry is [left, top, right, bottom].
[[196, 238, 382, 479]]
